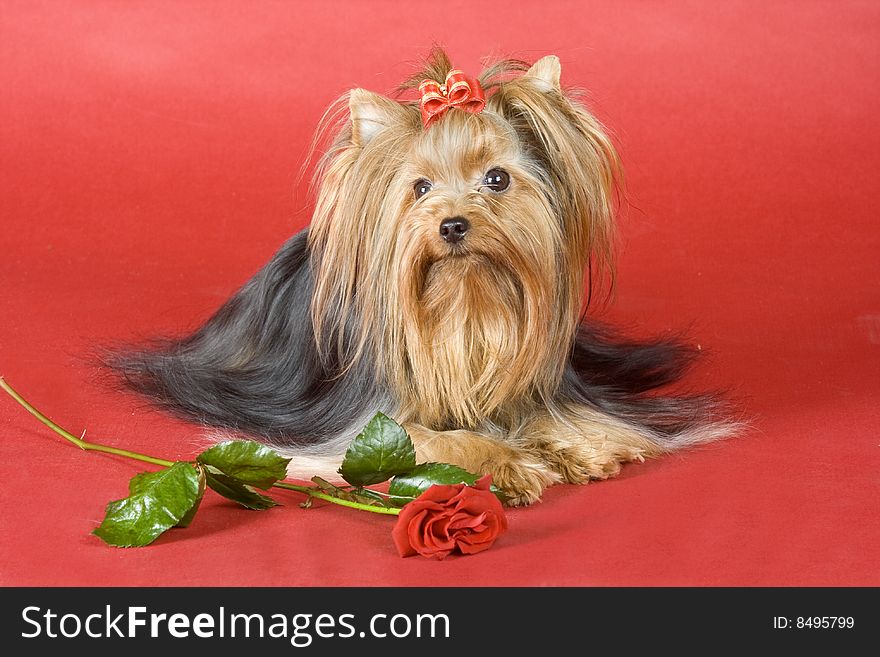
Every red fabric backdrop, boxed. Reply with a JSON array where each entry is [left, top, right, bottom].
[[1, 1, 877, 586]]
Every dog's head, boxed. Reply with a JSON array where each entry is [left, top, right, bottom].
[[308, 49, 620, 428]]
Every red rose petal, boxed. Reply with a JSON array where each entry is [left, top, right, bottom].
[[456, 537, 496, 555], [393, 478, 507, 559], [417, 483, 467, 504], [474, 474, 493, 490], [448, 511, 487, 531], [392, 507, 426, 557], [420, 513, 455, 551]]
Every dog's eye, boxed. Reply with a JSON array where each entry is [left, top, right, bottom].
[[413, 178, 433, 200], [482, 168, 510, 192]]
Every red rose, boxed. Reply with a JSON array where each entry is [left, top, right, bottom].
[[392, 475, 508, 559]]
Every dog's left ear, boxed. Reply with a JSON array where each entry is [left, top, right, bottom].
[[348, 89, 408, 147], [524, 55, 561, 92]]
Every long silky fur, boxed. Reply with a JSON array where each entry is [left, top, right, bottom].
[[107, 230, 389, 458], [561, 325, 731, 446], [107, 48, 733, 491]]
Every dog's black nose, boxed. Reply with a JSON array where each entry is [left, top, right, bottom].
[[439, 217, 470, 244]]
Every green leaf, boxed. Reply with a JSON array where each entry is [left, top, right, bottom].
[[129, 465, 206, 526], [339, 413, 416, 487], [385, 494, 417, 508], [389, 462, 509, 505], [205, 470, 278, 510], [175, 464, 206, 528], [93, 462, 202, 547], [196, 440, 291, 490], [388, 462, 478, 498]]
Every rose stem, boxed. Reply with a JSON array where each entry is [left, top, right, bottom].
[[272, 481, 400, 514], [0, 377, 174, 467], [0, 377, 400, 516]]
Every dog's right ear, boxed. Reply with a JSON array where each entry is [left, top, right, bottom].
[[348, 89, 408, 147], [524, 55, 562, 92]]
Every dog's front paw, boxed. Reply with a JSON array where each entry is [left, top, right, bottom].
[[481, 456, 560, 507], [523, 436, 646, 485], [561, 442, 644, 484]]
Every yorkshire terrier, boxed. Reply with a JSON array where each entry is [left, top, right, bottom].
[[111, 49, 731, 505]]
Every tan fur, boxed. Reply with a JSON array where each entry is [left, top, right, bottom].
[[405, 423, 560, 507], [514, 409, 660, 484], [302, 50, 682, 504]]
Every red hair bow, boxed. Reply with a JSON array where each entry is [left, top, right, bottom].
[[419, 69, 486, 128]]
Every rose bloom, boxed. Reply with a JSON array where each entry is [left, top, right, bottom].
[[392, 475, 508, 559]]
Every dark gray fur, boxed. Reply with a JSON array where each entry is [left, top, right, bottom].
[[561, 325, 726, 444], [108, 229, 387, 452]]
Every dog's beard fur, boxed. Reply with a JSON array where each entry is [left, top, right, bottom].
[[108, 49, 735, 504], [390, 120, 570, 429], [405, 252, 542, 428]]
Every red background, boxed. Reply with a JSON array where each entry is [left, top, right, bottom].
[[1, 1, 877, 586]]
